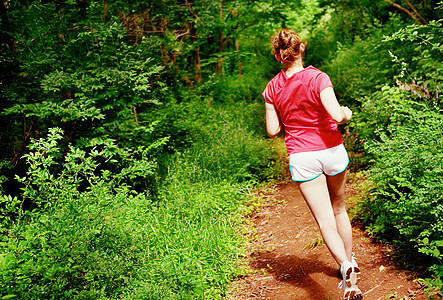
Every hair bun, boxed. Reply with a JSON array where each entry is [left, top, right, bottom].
[[279, 37, 291, 50], [272, 29, 305, 63], [278, 31, 291, 49]]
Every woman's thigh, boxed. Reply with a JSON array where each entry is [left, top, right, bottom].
[[297, 174, 335, 227]]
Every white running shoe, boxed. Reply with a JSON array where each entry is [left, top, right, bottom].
[[339, 260, 363, 300]]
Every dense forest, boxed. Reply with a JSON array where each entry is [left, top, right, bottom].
[[0, 0, 442, 298]]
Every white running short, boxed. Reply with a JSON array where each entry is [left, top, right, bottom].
[[289, 143, 349, 182]]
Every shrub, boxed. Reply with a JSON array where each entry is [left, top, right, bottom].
[[383, 19, 443, 108], [357, 87, 443, 288], [320, 33, 396, 106], [0, 128, 165, 298], [0, 89, 276, 298], [349, 16, 443, 291], [155, 86, 276, 184]]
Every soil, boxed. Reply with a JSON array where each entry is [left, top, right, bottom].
[[227, 178, 430, 300]]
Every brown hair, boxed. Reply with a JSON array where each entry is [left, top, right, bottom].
[[271, 29, 306, 64]]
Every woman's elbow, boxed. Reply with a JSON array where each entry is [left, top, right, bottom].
[[265, 103, 282, 138], [268, 132, 278, 139], [267, 127, 281, 138]]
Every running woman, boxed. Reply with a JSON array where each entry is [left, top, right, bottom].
[[263, 28, 363, 300]]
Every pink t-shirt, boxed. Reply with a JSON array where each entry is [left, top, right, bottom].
[[262, 66, 343, 155]]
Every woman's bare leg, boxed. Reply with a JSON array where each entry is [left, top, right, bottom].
[[327, 170, 353, 261], [297, 174, 349, 266]]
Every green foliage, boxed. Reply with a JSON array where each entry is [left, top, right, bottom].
[[320, 34, 394, 105], [152, 93, 280, 297], [360, 90, 443, 237], [384, 19, 443, 108], [358, 93, 443, 285], [3, 0, 442, 296], [1, 1, 168, 172], [0, 127, 161, 298], [352, 17, 443, 288], [0, 161, 12, 195], [3, 13, 166, 137], [0, 1, 289, 296], [307, 0, 442, 104], [0, 65, 280, 298], [158, 86, 275, 184], [0, 123, 262, 299]]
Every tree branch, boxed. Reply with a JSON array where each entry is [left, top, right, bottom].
[[102, 0, 108, 20], [11, 117, 37, 166], [383, 0, 423, 25], [403, 0, 428, 24]]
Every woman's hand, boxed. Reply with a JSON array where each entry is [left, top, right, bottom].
[[340, 106, 352, 124]]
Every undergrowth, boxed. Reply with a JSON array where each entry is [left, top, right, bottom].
[[346, 19, 443, 294], [0, 88, 282, 299]]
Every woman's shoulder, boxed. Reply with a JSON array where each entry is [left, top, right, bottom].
[[303, 65, 327, 76], [301, 66, 333, 92], [300, 66, 331, 83]]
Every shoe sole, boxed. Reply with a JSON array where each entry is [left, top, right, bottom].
[[345, 266, 360, 287], [344, 288, 363, 300], [344, 266, 363, 299]]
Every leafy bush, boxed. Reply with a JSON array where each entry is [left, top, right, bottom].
[[0, 128, 239, 299], [1, 2, 168, 170], [359, 93, 443, 285], [352, 17, 443, 290], [320, 32, 396, 106], [0, 85, 277, 298], [383, 19, 443, 108], [3, 18, 166, 142], [0, 128, 164, 298]]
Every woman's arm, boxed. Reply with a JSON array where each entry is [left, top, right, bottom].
[[320, 86, 352, 124], [266, 102, 281, 138]]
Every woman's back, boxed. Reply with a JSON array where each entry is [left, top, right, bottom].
[[263, 66, 343, 154]]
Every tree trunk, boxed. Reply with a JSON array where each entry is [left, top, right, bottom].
[[102, 0, 108, 20], [403, 0, 427, 24], [11, 117, 37, 166], [132, 106, 138, 124], [191, 25, 202, 83], [216, 0, 224, 76], [235, 38, 242, 76]]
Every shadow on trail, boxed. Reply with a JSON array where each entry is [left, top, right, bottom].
[[251, 250, 340, 299]]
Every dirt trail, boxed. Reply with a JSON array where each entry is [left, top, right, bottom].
[[228, 179, 428, 300]]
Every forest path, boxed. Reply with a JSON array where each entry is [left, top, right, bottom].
[[228, 176, 427, 299]]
